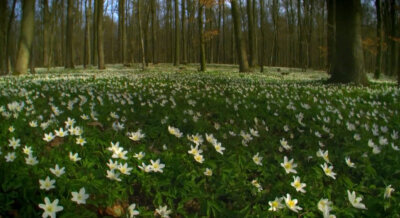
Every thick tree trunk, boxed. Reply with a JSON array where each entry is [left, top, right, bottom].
[[182, 0, 187, 64], [271, 0, 279, 66], [14, 0, 35, 75], [199, 2, 206, 71], [97, 0, 105, 69], [118, 0, 127, 65], [330, 0, 368, 85], [297, 0, 303, 68], [259, 0, 265, 72], [138, 0, 146, 70], [374, 0, 383, 79], [5, 0, 17, 74], [327, 0, 335, 74], [92, 0, 98, 66], [0, 0, 6, 74], [151, 0, 157, 64], [65, 0, 74, 68], [231, 0, 250, 72], [389, 0, 397, 76], [84, 0, 91, 68], [174, 0, 180, 66], [247, 0, 257, 68], [43, 0, 50, 68]]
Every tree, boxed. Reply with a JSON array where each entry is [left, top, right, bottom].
[[199, 0, 206, 71], [247, 0, 257, 68], [43, 0, 50, 68], [327, 0, 335, 73], [14, 0, 35, 75], [93, 0, 98, 66], [118, 0, 127, 65], [231, 0, 250, 72], [151, 0, 157, 64], [271, 0, 279, 66], [138, 0, 146, 70], [259, 0, 266, 72], [97, 0, 105, 69], [174, 0, 180, 66], [84, 0, 91, 68], [182, 0, 188, 64], [374, 0, 383, 79], [65, 0, 74, 68], [329, 0, 368, 85], [5, 0, 17, 74], [0, 0, 6, 74]]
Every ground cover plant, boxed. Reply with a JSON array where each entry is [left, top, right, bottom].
[[0, 67, 399, 217]]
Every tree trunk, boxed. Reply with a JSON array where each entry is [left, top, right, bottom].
[[231, 0, 250, 72], [65, 0, 74, 68], [5, 0, 17, 74], [151, 0, 157, 64], [138, 0, 146, 70], [14, 0, 35, 75], [297, 0, 303, 68], [327, 0, 335, 74], [0, 0, 6, 74], [259, 0, 265, 72], [374, 0, 383, 79], [84, 0, 91, 68], [118, 0, 127, 65], [182, 0, 187, 64], [247, 0, 257, 68], [174, 0, 180, 66], [389, 0, 397, 76], [271, 0, 278, 66], [199, 1, 206, 71], [330, 0, 368, 85], [97, 0, 105, 69], [93, 0, 98, 66], [43, 0, 50, 68]]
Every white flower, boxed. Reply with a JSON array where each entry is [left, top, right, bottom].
[[155, 205, 172, 218], [55, 128, 68, 137], [280, 138, 292, 151], [133, 151, 145, 160], [321, 163, 336, 179], [43, 133, 55, 142], [318, 198, 334, 218], [345, 157, 355, 168], [23, 145, 33, 155], [118, 162, 133, 175], [5, 152, 16, 162], [347, 190, 367, 210], [188, 134, 204, 145], [138, 162, 153, 172], [268, 197, 284, 211], [213, 142, 225, 155], [50, 164, 65, 177], [71, 187, 89, 204], [281, 156, 297, 174], [38, 197, 63, 218], [39, 176, 56, 191], [69, 152, 81, 162], [128, 129, 145, 141], [128, 203, 140, 217], [252, 152, 263, 166], [193, 153, 204, 164], [76, 137, 86, 146], [284, 193, 302, 213], [384, 185, 395, 199], [291, 176, 306, 193], [8, 137, 21, 149], [25, 155, 39, 165], [204, 168, 212, 176], [150, 159, 165, 173], [107, 159, 119, 170], [251, 179, 263, 192], [106, 170, 122, 182], [316, 149, 330, 163], [168, 126, 183, 138]]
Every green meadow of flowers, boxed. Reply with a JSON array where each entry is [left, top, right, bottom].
[[0, 70, 399, 217]]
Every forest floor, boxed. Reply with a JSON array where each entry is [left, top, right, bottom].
[[0, 64, 399, 217]]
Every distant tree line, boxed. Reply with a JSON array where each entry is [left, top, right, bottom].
[[0, 0, 399, 85]]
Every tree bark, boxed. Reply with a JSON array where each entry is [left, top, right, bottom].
[[14, 0, 35, 75], [84, 0, 91, 68], [182, 0, 187, 64], [5, 0, 17, 74], [97, 0, 105, 69], [374, 0, 383, 79], [138, 0, 146, 70], [0, 0, 6, 74], [389, 0, 397, 76], [43, 0, 50, 68], [118, 0, 127, 65], [297, 0, 303, 68], [151, 0, 157, 64], [271, 0, 279, 66], [247, 0, 257, 67], [93, 0, 98, 66], [199, 1, 206, 71], [231, 0, 250, 72], [327, 0, 335, 74], [330, 0, 368, 85], [65, 0, 74, 68], [259, 0, 265, 72], [174, 0, 180, 66]]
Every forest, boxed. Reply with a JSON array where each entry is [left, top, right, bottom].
[[0, 0, 399, 218]]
